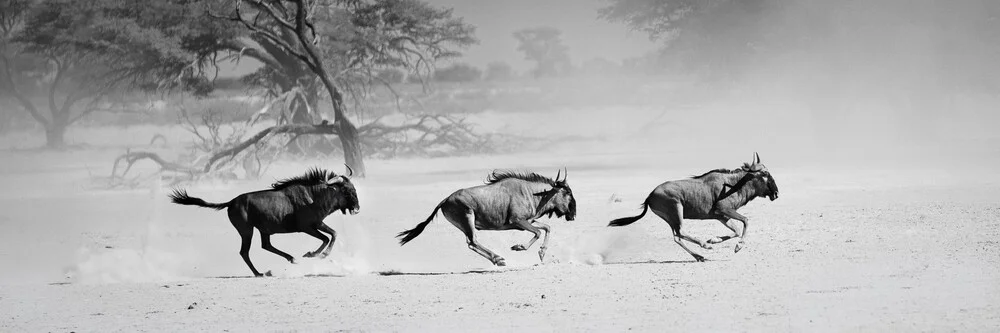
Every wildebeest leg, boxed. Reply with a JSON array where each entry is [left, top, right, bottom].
[[467, 236, 506, 266], [534, 221, 552, 261], [450, 210, 506, 266], [260, 233, 296, 264], [316, 223, 338, 258], [238, 228, 264, 277], [510, 220, 551, 262], [707, 218, 740, 244], [302, 228, 330, 258], [652, 203, 709, 262], [717, 208, 750, 253], [510, 220, 542, 251]]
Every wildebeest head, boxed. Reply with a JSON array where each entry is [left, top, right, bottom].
[[326, 165, 360, 215], [742, 152, 779, 201], [273, 166, 360, 215], [534, 168, 577, 221]]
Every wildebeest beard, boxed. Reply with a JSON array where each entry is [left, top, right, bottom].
[[338, 192, 360, 215], [323, 185, 359, 215]]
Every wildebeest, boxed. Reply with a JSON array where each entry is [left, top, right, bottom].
[[608, 153, 779, 262], [396, 169, 577, 266], [168, 166, 359, 277]]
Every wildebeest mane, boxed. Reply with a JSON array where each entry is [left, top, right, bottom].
[[691, 163, 757, 179], [485, 170, 556, 185], [271, 167, 338, 189]]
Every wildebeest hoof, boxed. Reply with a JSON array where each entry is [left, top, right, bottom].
[[735, 242, 745, 253], [303, 252, 317, 258], [494, 258, 507, 266], [693, 254, 707, 262], [707, 237, 724, 244], [538, 247, 547, 261], [511, 244, 527, 251], [263, 270, 274, 277], [290, 258, 298, 264], [701, 243, 713, 250]]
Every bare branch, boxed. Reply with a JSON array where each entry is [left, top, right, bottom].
[[242, 0, 296, 32]]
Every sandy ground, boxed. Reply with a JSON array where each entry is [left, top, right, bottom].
[[1, 107, 999, 331]]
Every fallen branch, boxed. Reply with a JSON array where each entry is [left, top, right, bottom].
[[105, 115, 504, 188], [357, 114, 498, 157], [148, 133, 167, 146], [203, 121, 338, 172], [111, 150, 202, 181]]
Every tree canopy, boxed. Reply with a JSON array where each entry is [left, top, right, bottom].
[[0, 0, 225, 147], [513, 27, 571, 78]]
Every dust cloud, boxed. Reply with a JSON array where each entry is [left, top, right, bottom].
[[451, 0, 1000, 171]]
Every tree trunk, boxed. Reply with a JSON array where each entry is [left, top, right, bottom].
[[44, 123, 67, 149], [332, 92, 366, 177], [289, 91, 315, 124], [337, 118, 366, 177]]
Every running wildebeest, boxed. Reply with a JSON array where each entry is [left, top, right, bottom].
[[396, 169, 577, 266], [608, 153, 779, 262], [168, 166, 359, 277]]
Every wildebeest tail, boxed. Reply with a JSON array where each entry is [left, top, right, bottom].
[[608, 196, 650, 227], [168, 189, 229, 210], [396, 201, 443, 245]]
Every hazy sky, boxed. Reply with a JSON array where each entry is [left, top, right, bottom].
[[425, 0, 658, 70]]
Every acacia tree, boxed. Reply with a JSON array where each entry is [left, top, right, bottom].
[[0, 0, 220, 148], [513, 27, 571, 78], [599, 0, 770, 78], [210, 0, 476, 176]]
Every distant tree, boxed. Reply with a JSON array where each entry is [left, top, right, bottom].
[[434, 63, 481, 82], [0, 0, 216, 148], [513, 27, 571, 78], [599, 0, 768, 79], [484, 61, 515, 81], [600, 0, 1000, 88]]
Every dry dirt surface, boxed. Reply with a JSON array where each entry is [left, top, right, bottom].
[[1, 145, 998, 332], [2, 105, 1000, 332]]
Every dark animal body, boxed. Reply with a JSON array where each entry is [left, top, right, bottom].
[[397, 169, 577, 266], [609, 153, 779, 261], [169, 167, 360, 277]]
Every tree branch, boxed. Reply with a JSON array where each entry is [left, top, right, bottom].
[[208, 1, 317, 70], [0, 55, 49, 126], [45, 55, 69, 124], [243, 0, 296, 32], [217, 39, 283, 70]]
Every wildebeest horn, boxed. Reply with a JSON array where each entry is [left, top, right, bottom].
[[754, 152, 761, 164], [562, 167, 568, 182], [344, 163, 354, 178], [555, 169, 562, 182]]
